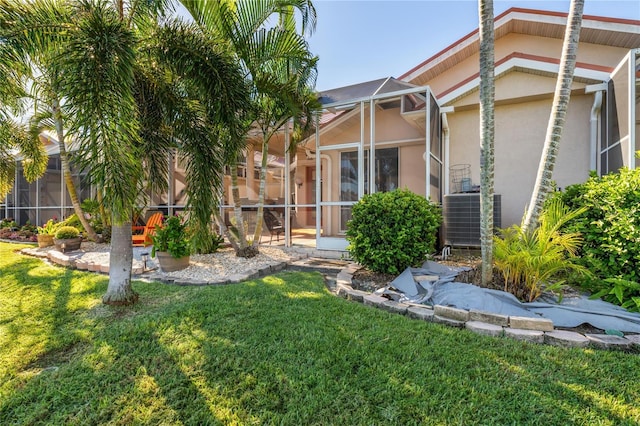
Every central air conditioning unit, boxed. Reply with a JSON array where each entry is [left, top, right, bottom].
[[442, 194, 501, 247]]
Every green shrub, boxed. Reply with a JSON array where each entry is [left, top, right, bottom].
[[151, 215, 190, 259], [552, 168, 640, 308], [37, 219, 61, 235], [493, 199, 591, 302], [55, 226, 80, 239], [59, 214, 82, 230], [346, 188, 441, 275], [0, 218, 17, 229]]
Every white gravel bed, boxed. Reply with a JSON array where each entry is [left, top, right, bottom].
[[159, 246, 296, 282], [26, 242, 304, 282]]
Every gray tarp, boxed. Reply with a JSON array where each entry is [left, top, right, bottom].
[[380, 261, 640, 333]]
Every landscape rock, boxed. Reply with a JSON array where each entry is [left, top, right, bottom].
[[504, 328, 545, 344], [544, 330, 589, 348], [434, 305, 469, 322], [465, 321, 504, 337], [509, 316, 554, 331], [585, 334, 634, 350]]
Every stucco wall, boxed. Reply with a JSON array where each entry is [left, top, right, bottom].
[[448, 92, 592, 227], [429, 33, 630, 98]]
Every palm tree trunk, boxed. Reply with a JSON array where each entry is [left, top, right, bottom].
[[51, 96, 101, 242], [479, 0, 495, 286], [252, 138, 269, 247], [229, 161, 258, 257], [523, 0, 584, 232], [103, 221, 138, 305]]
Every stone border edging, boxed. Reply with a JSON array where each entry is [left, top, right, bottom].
[[335, 263, 640, 352]]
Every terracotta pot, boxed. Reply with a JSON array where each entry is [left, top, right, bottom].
[[53, 237, 82, 253], [37, 234, 55, 248], [155, 251, 190, 272]]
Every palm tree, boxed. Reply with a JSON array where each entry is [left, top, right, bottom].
[[523, 0, 584, 232], [1, 0, 249, 304], [0, 120, 48, 199], [478, 0, 495, 286], [0, 9, 51, 209], [183, 0, 320, 257], [0, 0, 101, 241]]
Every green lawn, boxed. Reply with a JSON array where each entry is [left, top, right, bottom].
[[1, 242, 639, 425]]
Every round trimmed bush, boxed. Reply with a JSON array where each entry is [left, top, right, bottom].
[[346, 188, 441, 275], [55, 226, 80, 240]]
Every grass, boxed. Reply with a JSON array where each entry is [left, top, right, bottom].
[[1, 242, 639, 425]]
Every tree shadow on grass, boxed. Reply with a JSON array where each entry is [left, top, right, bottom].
[[2, 269, 640, 424]]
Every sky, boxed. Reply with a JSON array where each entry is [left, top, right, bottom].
[[307, 0, 640, 91]]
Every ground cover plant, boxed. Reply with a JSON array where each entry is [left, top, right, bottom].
[[1, 242, 639, 425], [553, 168, 640, 311], [493, 199, 591, 302]]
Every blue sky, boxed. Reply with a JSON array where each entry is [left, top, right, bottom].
[[308, 0, 640, 91]]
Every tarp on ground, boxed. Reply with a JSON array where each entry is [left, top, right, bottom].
[[381, 261, 640, 333]]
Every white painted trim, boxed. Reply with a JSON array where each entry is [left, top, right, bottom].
[[316, 237, 349, 251], [439, 57, 611, 105], [318, 141, 360, 152], [402, 10, 639, 83], [321, 85, 431, 110], [629, 49, 638, 170]]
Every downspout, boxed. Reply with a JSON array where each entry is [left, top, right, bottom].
[[590, 90, 602, 172], [442, 112, 451, 195], [586, 83, 606, 174], [440, 106, 454, 195]]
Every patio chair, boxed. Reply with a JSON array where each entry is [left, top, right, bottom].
[[132, 212, 163, 247], [263, 209, 283, 244]]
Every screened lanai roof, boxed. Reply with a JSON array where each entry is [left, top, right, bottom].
[[318, 77, 418, 106]]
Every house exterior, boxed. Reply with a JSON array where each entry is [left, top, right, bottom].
[[3, 8, 639, 251], [303, 7, 640, 250]]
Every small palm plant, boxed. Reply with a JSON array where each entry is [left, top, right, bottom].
[[493, 199, 592, 302]]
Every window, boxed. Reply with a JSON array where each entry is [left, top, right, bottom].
[[340, 147, 399, 231]]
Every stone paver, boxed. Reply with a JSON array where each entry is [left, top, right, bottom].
[[585, 334, 634, 350], [363, 294, 387, 308], [433, 315, 465, 328], [381, 300, 409, 315], [625, 334, 640, 347], [465, 321, 504, 337], [346, 289, 368, 303], [504, 328, 545, 344], [509, 316, 554, 331], [470, 309, 509, 327], [544, 330, 590, 348], [336, 283, 351, 298], [434, 305, 470, 322], [407, 306, 434, 322]]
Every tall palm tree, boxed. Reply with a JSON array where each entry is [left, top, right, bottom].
[[0, 8, 51, 209], [523, 0, 584, 232], [0, 120, 48, 199], [0, 0, 101, 241], [1, 0, 249, 304], [183, 0, 320, 257], [478, 0, 495, 286]]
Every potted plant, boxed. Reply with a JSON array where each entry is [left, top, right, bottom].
[[36, 219, 60, 248], [53, 226, 82, 252], [151, 215, 190, 272]]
